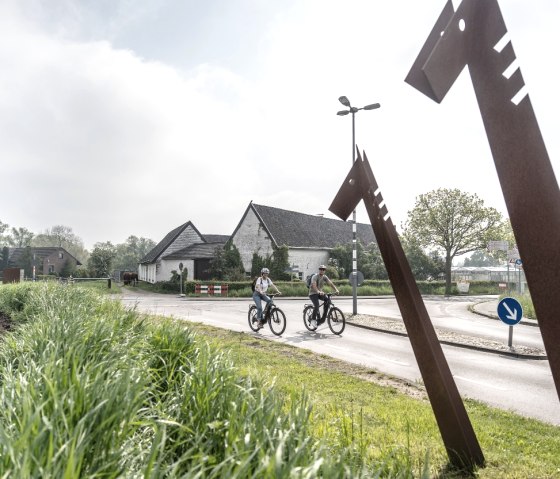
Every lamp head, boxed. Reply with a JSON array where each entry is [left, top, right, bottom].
[[363, 103, 381, 110], [338, 96, 350, 107], [336, 110, 350, 116]]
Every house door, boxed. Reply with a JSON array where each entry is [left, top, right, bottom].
[[194, 259, 212, 280]]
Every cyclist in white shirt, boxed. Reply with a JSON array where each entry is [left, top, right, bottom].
[[253, 267, 281, 328]]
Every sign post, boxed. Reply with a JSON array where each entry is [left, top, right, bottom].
[[497, 297, 523, 347], [178, 262, 185, 297]]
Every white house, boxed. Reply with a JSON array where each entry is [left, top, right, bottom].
[[139, 202, 376, 283], [230, 202, 376, 279], [138, 221, 228, 283]]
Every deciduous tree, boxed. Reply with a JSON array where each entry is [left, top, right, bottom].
[[403, 188, 502, 294], [113, 236, 156, 272], [87, 242, 116, 277], [209, 241, 245, 281], [8, 227, 34, 247], [402, 236, 445, 280], [0, 221, 9, 247], [33, 225, 88, 263]]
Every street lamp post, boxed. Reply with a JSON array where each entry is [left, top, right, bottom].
[[337, 96, 380, 315]]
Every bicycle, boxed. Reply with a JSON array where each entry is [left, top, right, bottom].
[[302, 293, 345, 335], [248, 293, 287, 336]]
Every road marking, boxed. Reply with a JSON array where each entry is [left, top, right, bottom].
[[365, 354, 410, 366], [328, 345, 347, 351], [454, 375, 508, 391]]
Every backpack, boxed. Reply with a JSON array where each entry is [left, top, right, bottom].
[[251, 277, 258, 292], [306, 274, 315, 288]]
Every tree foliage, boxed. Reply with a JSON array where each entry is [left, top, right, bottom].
[[250, 252, 265, 278], [249, 245, 291, 281], [403, 188, 502, 294], [209, 241, 245, 281], [463, 250, 501, 267], [87, 242, 116, 277], [0, 221, 10, 247], [329, 242, 364, 280], [402, 236, 445, 280], [32, 225, 89, 264], [113, 236, 156, 272], [0, 222, 34, 249], [330, 237, 443, 282], [8, 227, 34, 247]]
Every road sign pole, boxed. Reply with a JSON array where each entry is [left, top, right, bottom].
[[498, 297, 523, 349], [507, 262, 510, 294]]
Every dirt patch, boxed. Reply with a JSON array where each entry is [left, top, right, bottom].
[[0, 311, 13, 335]]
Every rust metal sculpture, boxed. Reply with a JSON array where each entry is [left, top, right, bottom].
[[329, 150, 484, 469], [405, 0, 560, 400]]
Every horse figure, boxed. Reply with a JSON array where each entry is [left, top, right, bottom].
[[330, 150, 484, 469], [406, 0, 560, 400]]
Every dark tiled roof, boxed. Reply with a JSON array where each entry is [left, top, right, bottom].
[[7, 247, 82, 266], [139, 221, 197, 264], [251, 203, 375, 248], [203, 234, 231, 243], [163, 242, 225, 260]]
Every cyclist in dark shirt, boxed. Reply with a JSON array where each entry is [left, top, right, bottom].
[[308, 265, 339, 329]]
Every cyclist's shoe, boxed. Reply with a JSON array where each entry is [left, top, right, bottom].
[[310, 319, 318, 330], [257, 319, 266, 329]]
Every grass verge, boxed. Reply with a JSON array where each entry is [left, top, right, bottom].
[[183, 322, 560, 479], [0, 283, 558, 477]]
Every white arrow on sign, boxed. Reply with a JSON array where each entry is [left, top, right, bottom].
[[503, 302, 518, 321]]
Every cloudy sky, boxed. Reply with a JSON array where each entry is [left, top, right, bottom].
[[1, 0, 558, 249]]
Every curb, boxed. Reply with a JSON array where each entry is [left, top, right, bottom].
[[346, 321, 547, 360]]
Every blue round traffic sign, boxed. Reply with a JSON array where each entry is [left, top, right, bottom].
[[497, 297, 523, 326]]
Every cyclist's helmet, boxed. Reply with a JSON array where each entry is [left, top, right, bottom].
[[261, 268, 270, 274]]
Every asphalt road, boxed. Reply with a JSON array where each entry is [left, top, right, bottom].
[[119, 291, 560, 426]]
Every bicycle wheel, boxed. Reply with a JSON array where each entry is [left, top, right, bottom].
[[303, 305, 317, 331], [327, 307, 345, 335], [248, 305, 260, 332], [268, 307, 287, 336]]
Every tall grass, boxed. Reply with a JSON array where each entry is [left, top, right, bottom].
[[0, 283, 421, 477], [499, 292, 536, 319]]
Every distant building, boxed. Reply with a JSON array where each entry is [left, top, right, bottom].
[[2, 247, 81, 277], [138, 221, 228, 283], [452, 264, 527, 291], [139, 202, 377, 284], [230, 202, 376, 280]]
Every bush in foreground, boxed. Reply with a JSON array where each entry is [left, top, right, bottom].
[[0, 283, 419, 477]]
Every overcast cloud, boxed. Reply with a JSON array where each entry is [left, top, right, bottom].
[[1, 0, 559, 249]]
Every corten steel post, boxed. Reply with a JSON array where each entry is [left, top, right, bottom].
[[405, 0, 560, 400], [329, 150, 484, 469], [337, 96, 380, 315]]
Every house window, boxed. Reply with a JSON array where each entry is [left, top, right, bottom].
[[58, 253, 63, 259], [48, 265, 55, 274]]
